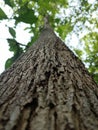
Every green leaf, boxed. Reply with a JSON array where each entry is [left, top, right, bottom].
[[6, 38, 24, 68], [0, 8, 7, 20], [7, 39, 16, 52], [7, 39, 23, 54], [5, 53, 22, 69], [5, 57, 14, 69], [14, 7, 38, 24], [4, 0, 14, 7], [9, 27, 16, 38]]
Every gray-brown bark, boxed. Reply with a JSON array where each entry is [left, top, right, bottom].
[[0, 27, 98, 130]]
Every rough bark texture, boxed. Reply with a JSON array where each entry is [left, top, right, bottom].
[[0, 27, 98, 130]]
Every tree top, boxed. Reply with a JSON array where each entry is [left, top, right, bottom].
[[43, 15, 51, 29]]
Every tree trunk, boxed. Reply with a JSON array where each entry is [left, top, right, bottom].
[[0, 27, 98, 130]]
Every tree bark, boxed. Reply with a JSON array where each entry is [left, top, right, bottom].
[[0, 27, 98, 130]]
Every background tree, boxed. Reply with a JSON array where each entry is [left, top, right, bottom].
[[0, 0, 98, 83]]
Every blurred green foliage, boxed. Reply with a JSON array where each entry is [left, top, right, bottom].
[[81, 32, 98, 84], [0, 0, 98, 83], [0, 8, 7, 20]]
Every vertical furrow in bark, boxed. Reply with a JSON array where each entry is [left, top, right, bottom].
[[5, 106, 21, 130], [29, 107, 49, 130], [84, 87, 98, 116]]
